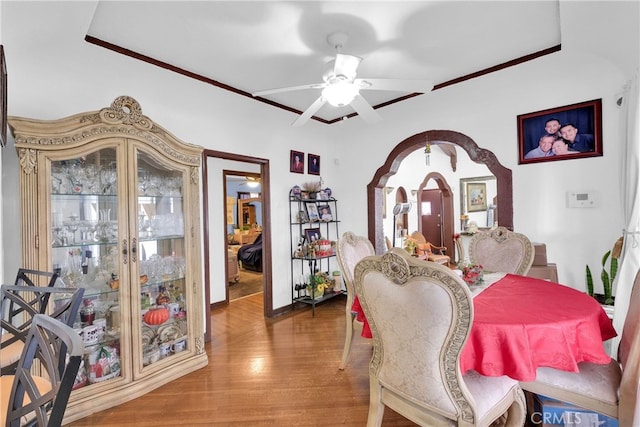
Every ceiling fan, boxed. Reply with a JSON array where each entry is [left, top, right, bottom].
[[240, 176, 261, 188], [252, 32, 434, 127]]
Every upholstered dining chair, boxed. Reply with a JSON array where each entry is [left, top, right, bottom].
[[1, 284, 84, 375], [409, 231, 451, 265], [467, 226, 535, 275], [519, 269, 640, 425], [354, 248, 526, 426], [1, 313, 84, 427], [336, 231, 375, 370]]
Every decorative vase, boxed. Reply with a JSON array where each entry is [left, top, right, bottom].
[[308, 191, 317, 199]]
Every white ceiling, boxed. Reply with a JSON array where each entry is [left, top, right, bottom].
[[86, 1, 561, 124]]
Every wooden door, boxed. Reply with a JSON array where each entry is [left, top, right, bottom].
[[420, 189, 444, 247]]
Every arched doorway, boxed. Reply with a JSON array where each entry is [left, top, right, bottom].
[[417, 172, 454, 255], [367, 130, 513, 253]]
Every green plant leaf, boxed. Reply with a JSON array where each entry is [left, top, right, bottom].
[[586, 265, 594, 296]]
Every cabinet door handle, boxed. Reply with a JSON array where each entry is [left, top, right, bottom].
[[122, 239, 128, 265], [131, 238, 137, 263]]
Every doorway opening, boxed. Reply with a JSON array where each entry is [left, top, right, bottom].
[[224, 171, 264, 301], [202, 150, 273, 341], [417, 172, 453, 255]]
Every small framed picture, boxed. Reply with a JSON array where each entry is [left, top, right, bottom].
[[466, 183, 487, 212], [317, 204, 332, 221], [290, 150, 304, 174], [298, 210, 309, 223], [304, 227, 321, 243], [308, 153, 320, 175], [305, 203, 319, 222]]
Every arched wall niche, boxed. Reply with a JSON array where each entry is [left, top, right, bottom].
[[367, 130, 513, 254]]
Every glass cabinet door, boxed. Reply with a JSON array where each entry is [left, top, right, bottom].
[[49, 147, 124, 389], [134, 149, 189, 372]]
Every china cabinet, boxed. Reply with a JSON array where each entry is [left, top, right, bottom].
[[289, 195, 343, 316], [9, 96, 207, 423]]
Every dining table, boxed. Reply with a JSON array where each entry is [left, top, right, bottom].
[[352, 271, 617, 382]]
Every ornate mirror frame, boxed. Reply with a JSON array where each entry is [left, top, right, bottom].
[[367, 130, 513, 254]]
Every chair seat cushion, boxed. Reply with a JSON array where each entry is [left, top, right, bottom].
[[520, 360, 621, 419], [0, 374, 52, 426], [463, 370, 521, 423], [1, 334, 24, 368], [528, 361, 620, 406]]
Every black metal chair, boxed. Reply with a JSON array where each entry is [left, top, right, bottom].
[[1, 284, 84, 375], [0, 314, 84, 427], [14, 268, 59, 288]]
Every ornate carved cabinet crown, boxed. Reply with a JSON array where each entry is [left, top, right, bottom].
[[9, 96, 207, 423]]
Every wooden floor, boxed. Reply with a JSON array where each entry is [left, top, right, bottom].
[[229, 269, 264, 301], [67, 293, 417, 426]]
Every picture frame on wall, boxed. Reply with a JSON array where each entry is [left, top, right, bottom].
[[308, 153, 320, 175], [290, 150, 304, 174], [466, 183, 487, 212], [517, 99, 602, 164], [0, 45, 7, 148]]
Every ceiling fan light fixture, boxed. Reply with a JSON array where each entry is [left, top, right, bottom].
[[322, 81, 359, 107]]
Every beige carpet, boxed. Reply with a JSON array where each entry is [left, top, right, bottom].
[[229, 269, 263, 300]]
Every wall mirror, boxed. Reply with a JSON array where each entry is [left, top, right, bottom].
[[459, 175, 497, 229]]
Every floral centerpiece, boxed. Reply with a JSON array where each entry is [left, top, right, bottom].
[[459, 263, 484, 286]]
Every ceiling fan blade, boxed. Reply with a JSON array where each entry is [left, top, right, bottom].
[[252, 82, 326, 97], [292, 96, 327, 127], [355, 78, 434, 93], [334, 54, 362, 79], [350, 94, 382, 124]]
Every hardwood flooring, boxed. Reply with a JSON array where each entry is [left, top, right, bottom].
[[229, 269, 264, 301], [67, 293, 417, 426]]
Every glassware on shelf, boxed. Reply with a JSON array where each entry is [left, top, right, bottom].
[[83, 164, 101, 194], [63, 215, 80, 244], [100, 166, 117, 195]]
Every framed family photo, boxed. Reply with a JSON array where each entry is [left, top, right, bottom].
[[304, 227, 321, 243], [305, 203, 319, 222], [517, 99, 602, 164], [317, 204, 332, 221], [308, 153, 320, 175], [466, 183, 487, 212], [290, 150, 304, 174]]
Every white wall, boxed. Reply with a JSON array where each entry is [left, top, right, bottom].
[[1, 1, 638, 308]]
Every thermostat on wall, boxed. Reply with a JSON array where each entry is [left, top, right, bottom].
[[567, 191, 598, 208]]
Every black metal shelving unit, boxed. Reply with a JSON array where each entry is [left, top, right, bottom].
[[289, 195, 343, 316]]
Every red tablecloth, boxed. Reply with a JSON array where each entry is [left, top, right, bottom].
[[460, 274, 617, 381], [351, 296, 372, 338]]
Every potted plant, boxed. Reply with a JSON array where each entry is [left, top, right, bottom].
[[586, 236, 623, 306]]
